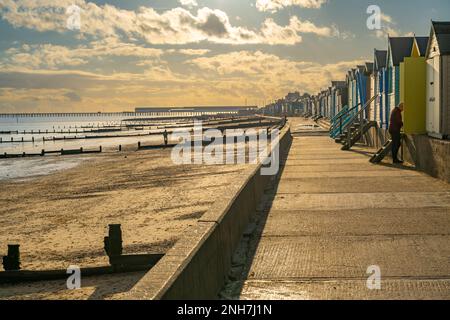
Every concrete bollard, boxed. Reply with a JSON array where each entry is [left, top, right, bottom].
[[104, 224, 123, 257], [2, 244, 21, 271]]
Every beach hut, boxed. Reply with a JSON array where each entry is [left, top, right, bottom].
[[364, 62, 374, 119], [386, 37, 415, 122], [400, 36, 429, 134], [331, 81, 347, 117], [373, 49, 388, 127], [425, 21, 450, 139], [346, 69, 358, 109]]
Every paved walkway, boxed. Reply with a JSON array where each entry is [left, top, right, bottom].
[[238, 118, 450, 299]]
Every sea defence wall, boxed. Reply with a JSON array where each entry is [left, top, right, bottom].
[[126, 125, 293, 300], [403, 134, 450, 183], [367, 127, 450, 183]]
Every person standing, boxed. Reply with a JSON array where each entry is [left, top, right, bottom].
[[389, 102, 404, 164]]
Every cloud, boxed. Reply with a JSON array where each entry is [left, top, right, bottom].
[[179, 0, 198, 8], [187, 50, 363, 94], [373, 13, 411, 39], [0, 49, 364, 112], [0, 1, 335, 45], [256, 0, 327, 13], [64, 91, 82, 102], [1, 38, 164, 71], [178, 49, 211, 56]]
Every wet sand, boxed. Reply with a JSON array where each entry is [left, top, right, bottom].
[[0, 147, 252, 299]]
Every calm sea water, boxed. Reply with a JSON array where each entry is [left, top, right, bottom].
[[0, 114, 189, 180], [0, 115, 187, 153]]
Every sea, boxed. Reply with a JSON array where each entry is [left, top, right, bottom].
[[0, 113, 192, 180]]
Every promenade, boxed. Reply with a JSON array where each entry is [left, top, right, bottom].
[[237, 118, 450, 299]]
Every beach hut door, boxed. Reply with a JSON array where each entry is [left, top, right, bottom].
[[427, 57, 440, 134]]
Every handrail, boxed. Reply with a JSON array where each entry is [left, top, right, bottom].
[[330, 105, 349, 123], [345, 94, 379, 129], [343, 93, 379, 146], [333, 103, 361, 123], [329, 103, 361, 138]]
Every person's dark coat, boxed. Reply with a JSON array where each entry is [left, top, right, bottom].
[[389, 107, 403, 133]]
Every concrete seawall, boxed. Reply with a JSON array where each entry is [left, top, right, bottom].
[[367, 127, 450, 183], [125, 125, 293, 300], [403, 134, 450, 183]]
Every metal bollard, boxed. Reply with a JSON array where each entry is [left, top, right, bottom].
[[119, 145, 122, 152], [2, 244, 21, 271]]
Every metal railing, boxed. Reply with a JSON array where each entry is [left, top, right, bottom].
[[344, 94, 380, 147], [329, 103, 361, 138]]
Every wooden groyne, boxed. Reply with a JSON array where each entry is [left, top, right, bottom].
[[0, 147, 103, 158], [1, 225, 164, 284]]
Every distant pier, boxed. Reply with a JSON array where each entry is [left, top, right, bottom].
[[0, 111, 248, 119]]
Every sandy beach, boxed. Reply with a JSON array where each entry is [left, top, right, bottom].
[[0, 147, 253, 299]]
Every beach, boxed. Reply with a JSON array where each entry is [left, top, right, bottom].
[[0, 146, 254, 299]]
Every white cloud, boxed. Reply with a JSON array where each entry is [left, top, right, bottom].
[[0, 1, 335, 45], [187, 50, 363, 94], [178, 49, 211, 56], [373, 13, 410, 38], [2, 38, 164, 71], [256, 0, 327, 13], [179, 0, 198, 8]]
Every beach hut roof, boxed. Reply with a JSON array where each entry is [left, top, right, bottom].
[[374, 49, 387, 71], [427, 21, 450, 55], [414, 36, 429, 56], [388, 37, 414, 66], [365, 62, 374, 74], [332, 81, 346, 88]]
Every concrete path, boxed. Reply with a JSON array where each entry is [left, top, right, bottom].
[[238, 118, 450, 300]]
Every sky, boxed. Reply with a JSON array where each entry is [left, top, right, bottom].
[[0, 0, 449, 113]]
